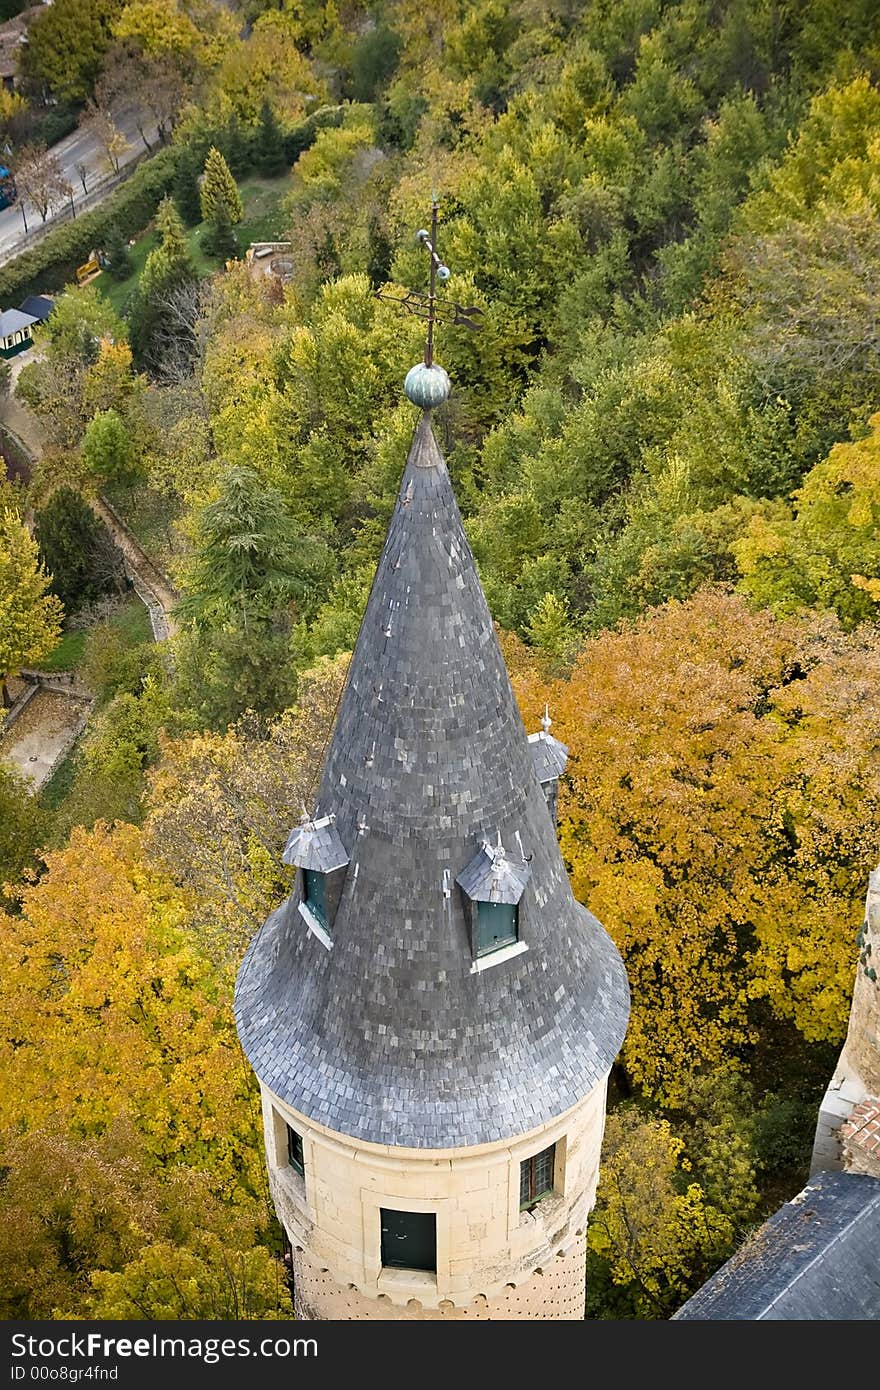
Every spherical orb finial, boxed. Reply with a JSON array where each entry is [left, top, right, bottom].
[[404, 361, 451, 409]]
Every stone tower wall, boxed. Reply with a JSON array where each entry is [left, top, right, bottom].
[[261, 1078, 609, 1320], [812, 867, 880, 1173]]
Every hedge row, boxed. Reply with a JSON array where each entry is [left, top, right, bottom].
[[0, 144, 184, 306]]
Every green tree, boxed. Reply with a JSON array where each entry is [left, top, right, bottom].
[[586, 1107, 742, 1319], [734, 411, 880, 629], [171, 466, 330, 728], [178, 464, 327, 627], [34, 487, 121, 613], [255, 96, 286, 178], [200, 145, 243, 231], [171, 144, 203, 227], [103, 223, 133, 281], [21, 0, 121, 104], [129, 196, 197, 374], [0, 765, 47, 911], [0, 509, 63, 706], [80, 409, 135, 487]]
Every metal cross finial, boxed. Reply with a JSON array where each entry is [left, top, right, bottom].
[[416, 198, 448, 367], [375, 198, 484, 354]]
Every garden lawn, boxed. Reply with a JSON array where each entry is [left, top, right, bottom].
[[36, 630, 87, 672], [97, 170, 295, 316], [36, 595, 154, 675]]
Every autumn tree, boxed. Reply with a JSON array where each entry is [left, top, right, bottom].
[[145, 653, 348, 957], [14, 143, 72, 223], [0, 765, 47, 912], [509, 588, 880, 1102], [0, 823, 289, 1318], [15, 288, 130, 455], [734, 412, 880, 629], [586, 1108, 743, 1319], [21, 0, 121, 104], [0, 508, 63, 705], [79, 101, 130, 176]]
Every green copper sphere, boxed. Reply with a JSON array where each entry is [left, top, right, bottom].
[[404, 362, 451, 409]]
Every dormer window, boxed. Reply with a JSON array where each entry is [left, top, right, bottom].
[[457, 834, 531, 971], [528, 705, 568, 826], [283, 811, 349, 951]]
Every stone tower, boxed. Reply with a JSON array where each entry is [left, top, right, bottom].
[[812, 864, 880, 1177], [234, 377, 629, 1319]]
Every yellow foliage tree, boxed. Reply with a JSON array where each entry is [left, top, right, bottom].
[[0, 823, 288, 1317], [145, 654, 348, 959], [587, 1108, 738, 1318], [508, 589, 880, 1101], [0, 822, 259, 1173], [0, 508, 63, 705]]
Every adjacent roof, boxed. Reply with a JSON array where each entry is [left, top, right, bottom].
[[840, 1099, 880, 1169], [282, 815, 349, 873], [235, 413, 629, 1150], [673, 1170, 880, 1320], [19, 294, 53, 322], [0, 308, 35, 337], [528, 729, 568, 784]]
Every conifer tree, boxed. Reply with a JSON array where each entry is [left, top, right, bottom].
[[138, 196, 196, 305], [221, 113, 250, 177], [200, 146, 243, 229], [172, 146, 202, 228], [129, 196, 197, 374], [103, 223, 132, 281], [255, 97, 286, 178]]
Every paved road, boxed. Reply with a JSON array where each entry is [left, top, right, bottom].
[[0, 107, 160, 269]]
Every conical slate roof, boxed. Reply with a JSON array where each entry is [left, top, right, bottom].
[[235, 413, 629, 1149]]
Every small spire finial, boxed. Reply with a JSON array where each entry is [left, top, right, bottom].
[[541, 703, 552, 735]]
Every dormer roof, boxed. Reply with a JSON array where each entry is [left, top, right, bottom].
[[282, 815, 349, 873]]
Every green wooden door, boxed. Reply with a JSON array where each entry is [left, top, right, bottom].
[[380, 1209, 436, 1271]]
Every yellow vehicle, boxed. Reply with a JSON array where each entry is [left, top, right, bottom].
[[76, 252, 101, 284]]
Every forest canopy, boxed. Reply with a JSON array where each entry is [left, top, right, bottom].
[[3, 0, 880, 1321]]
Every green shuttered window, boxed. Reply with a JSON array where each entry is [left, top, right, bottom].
[[303, 868, 327, 927], [287, 1124, 305, 1176], [520, 1144, 555, 1209], [475, 901, 518, 957]]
